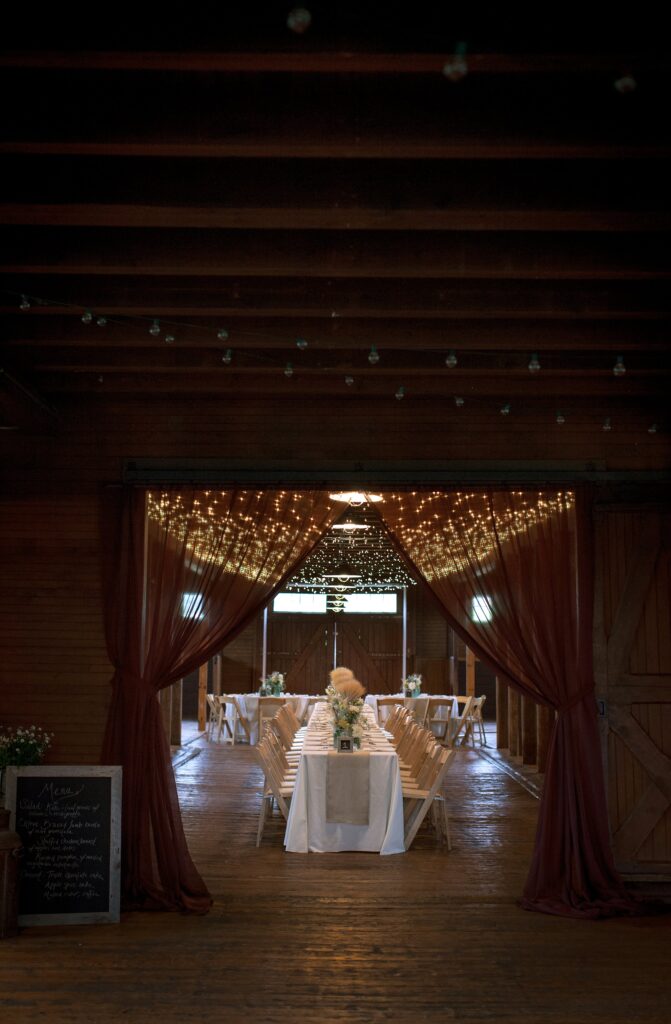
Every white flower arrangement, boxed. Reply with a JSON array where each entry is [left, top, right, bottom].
[[0, 724, 53, 768], [259, 671, 285, 696], [402, 673, 423, 697], [325, 682, 368, 748]]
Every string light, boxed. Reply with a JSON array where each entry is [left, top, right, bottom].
[[445, 350, 458, 369], [295, 337, 308, 350], [284, 362, 294, 377], [217, 328, 229, 341], [287, 7, 312, 33], [81, 309, 93, 325], [556, 411, 566, 425], [344, 376, 354, 386], [603, 417, 612, 431], [221, 348, 232, 364], [368, 345, 380, 365], [454, 396, 465, 407], [528, 353, 541, 373], [613, 355, 626, 376], [614, 74, 636, 94], [442, 42, 468, 82], [149, 319, 161, 336], [395, 386, 405, 400], [648, 423, 658, 433], [500, 403, 511, 415], [96, 316, 107, 327], [19, 294, 31, 310]]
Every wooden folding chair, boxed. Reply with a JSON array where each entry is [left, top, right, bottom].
[[223, 694, 252, 744], [426, 698, 454, 745], [206, 694, 234, 743], [463, 695, 487, 745], [303, 695, 326, 725], [402, 747, 457, 850], [257, 696, 287, 740], [450, 696, 475, 746], [254, 736, 295, 846], [376, 696, 404, 727]]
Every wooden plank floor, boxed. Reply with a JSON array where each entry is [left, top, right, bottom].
[[1, 739, 670, 1024]]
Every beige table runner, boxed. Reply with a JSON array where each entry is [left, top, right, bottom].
[[326, 751, 370, 825]]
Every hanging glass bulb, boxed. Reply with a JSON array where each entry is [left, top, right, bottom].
[[96, 316, 107, 327], [344, 376, 354, 386], [648, 423, 658, 434], [287, 7, 312, 33], [395, 386, 405, 400], [613, 355, 626, 376], [149, 319, 161, 336], [442, 42, 468, 82], [556, 412, 566, 425], [368, 345, 380, 365], [614, 74, 636, 94], [19, 294, 31, 310], [528, 352, 541, 373], [164, 333, 175, 344], [81, 309, 93, 325], [284, 362, 294, 377], [217, 328, 229, 341], [454, 395, 464, 407], [295, 337, 308, 350], [603, 417, 612, 432], [500, 403, 511, 416], [221, 348, 232, 364], [445, 350, 457, 369]]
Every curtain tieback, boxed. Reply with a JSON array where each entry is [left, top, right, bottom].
[[556, 687, 594, 715]]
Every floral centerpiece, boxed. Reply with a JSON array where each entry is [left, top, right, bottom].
[[403, 673, 423, 697], [326, 672, 367, 749], [0, 724, 53, 795], [259, 671, 285, 696]]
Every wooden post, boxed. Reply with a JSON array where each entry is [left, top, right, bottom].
[[536, 704, 553, 773], [496, 678, 509, 749], [448, 655, 457, 694], [197, 663, 208, 732], [508, 688, 520, 757], [521, 695, 537, 765], [170, 679, 183, 746], [465, 647, 476, 697], [212, 654, 222, 697]]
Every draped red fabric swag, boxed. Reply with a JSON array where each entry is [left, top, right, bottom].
[[101, 487, 341, 911]]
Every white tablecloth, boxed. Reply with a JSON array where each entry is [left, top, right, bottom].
[[224, 693, 311, 745], [284, 705, 405, 855]]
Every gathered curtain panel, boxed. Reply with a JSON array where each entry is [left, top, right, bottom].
[[101, 487, 341, 912], [378, 488, 636, 918]]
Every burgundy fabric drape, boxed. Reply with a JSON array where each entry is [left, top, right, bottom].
[[379, 488, 636, 918], [101, 487, 340, 912]]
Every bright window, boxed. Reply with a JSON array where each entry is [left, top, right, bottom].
[[471, 595, 493, 623], [181, 592, 205, 620], [344, 593, 397, 614], [273, 593, 327, 614]]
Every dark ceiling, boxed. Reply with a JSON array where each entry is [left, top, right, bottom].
[[1, 6, 670, 452]]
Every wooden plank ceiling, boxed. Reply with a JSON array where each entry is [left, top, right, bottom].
[[0, 7, 670, 449]]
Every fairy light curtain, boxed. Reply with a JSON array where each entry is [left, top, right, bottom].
[[101, 487, 340, 912], [378, 489, 635, 919]]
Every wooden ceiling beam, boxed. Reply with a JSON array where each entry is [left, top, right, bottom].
[[1, 204, 669, 232], [4, 317, 670, 351], [1, 52, 665, 74]]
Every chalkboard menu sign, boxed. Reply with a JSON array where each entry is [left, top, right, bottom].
[[5, 765, 121, 926]]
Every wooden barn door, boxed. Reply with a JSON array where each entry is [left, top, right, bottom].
[[595, 509, 671, 877], [266, 612, 331, 694], [337, 614, 403, 694]]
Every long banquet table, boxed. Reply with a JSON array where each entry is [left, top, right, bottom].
[[284, 703, 405, 855], [365, 693, 460, 735], [224, 693, 311, 745]]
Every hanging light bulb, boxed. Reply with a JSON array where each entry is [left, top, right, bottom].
[[442, 42, 468, 82], [221, 348, 232, 364], [295, 337, 308, 350], [395, 385, 405, 400], [528, 352, 541, 373], [556, 412, 566, 425], [149, 319, 161, 336], [614, 73, 636, 94], [217, 328, 229, 341], [164, 333, 175, 344], [287, 7, 312, 33], [97, 374, 104, 384], [344, 375, 354, 386], [19, 294, 31, 310], [500, 403, 511, 416], [81, 309, 93, 325], [613, 355, 626, 376], [454, 395, 465, 407], [329, 491, 382, 505], [648, 423, 658, 434], [603, 417, 612, 432], [368, 345, 380, 365], [445, 350, 457, 369], [284, 362, 294, 378], [96, 316, 107, 327]]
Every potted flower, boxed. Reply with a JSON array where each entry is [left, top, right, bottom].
[[0, 724, 53, 797], [402, 673, 423, 698], [259, 671, 285, 697]]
